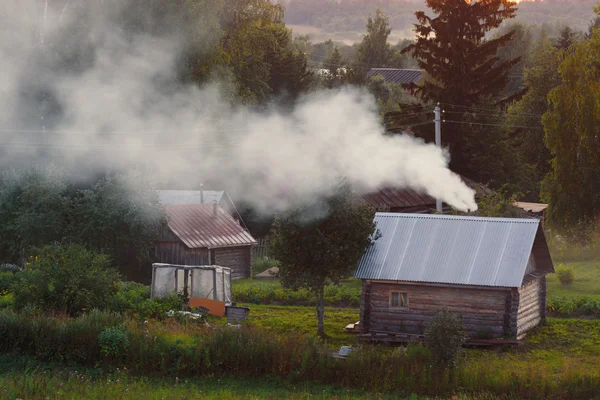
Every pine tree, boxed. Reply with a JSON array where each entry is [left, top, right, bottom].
[[403, 0, 519, 107]]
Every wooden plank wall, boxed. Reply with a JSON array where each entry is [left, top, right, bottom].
[[214, 246, 252, 279], [365, 282, 510, 338], [252, 237, 270, 259], [155, 242, 209, 266], [516, 276, 544, 339]]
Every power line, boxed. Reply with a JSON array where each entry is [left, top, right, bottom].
[[442, 119, 543, 130], [438, 102, 541, 117], [441, 110, 542, 119], [387, 110, 433, 119]]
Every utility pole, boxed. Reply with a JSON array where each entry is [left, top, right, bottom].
[[434, 104, 443, 213]]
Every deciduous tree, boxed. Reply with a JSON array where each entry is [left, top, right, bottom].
[[542, 25, 600, 230], [355, 9, 393, 69], [270, 183, 378, 337], [507, 36, 562, 200]]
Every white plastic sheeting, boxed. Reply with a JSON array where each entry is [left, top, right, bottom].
[[151, 263, 232, 304]]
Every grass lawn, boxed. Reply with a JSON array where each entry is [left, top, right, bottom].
[[210, 303, 359, 346], [231, 278, 362, 307], [546, 261, 600, 300]]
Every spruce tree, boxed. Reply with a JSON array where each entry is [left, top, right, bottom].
[[556, 26, 576, 50], [401, 0, 520, 180], [403, 0, 519, 107]]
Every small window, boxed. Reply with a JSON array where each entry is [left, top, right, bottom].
[[390, 292, 408, 308]]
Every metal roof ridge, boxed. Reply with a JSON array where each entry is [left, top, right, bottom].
[[374, 212, 540, 224], [369, 68, 422, 72]]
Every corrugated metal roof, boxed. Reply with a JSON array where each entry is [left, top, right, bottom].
[[158, 190, 225, 205], [362, 176, 490, 211], [165, 204, 256, 249], [355, 213, 545, 288], [366, 68, 423, 85]]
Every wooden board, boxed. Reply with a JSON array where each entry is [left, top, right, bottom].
[[226, 306, 250, 324], [189, 297, 226, 317]]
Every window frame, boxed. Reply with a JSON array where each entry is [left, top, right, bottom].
[[389, 291, 409, 309]]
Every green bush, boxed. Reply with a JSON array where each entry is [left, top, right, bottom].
[[12, 244, 121, 316], [0, 271, 19, 294], [580, 299, 600, 315], [555, 264, 575, 285], [425, 309, 466, 367], [0, 293, 14, 309], [108, 281, 185, 320], [252, 257, 280, 276], [548, 296, 600, 316], [108, 281, 151, 312], [98, 325, 130, 358]]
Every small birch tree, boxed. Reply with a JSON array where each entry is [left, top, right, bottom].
[[270, 182, 378, 337]]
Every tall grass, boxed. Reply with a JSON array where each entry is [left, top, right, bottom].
[[0, 310, 599, 399]]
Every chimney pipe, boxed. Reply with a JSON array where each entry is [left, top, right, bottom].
[[212, 200, 217, 218]]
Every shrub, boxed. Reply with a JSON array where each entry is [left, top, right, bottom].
[[555, 264, 575, 285], [108, 281, 151, 312], [579, 299, 600, 315], [425, 309, 466, 367], [547, 296, 578, 315], [0, 293, 14, 309], [98, 325, 130, 358], [0, 271, 19, 294], [12, 244, 121, 316], [109, 281, 185, 320]]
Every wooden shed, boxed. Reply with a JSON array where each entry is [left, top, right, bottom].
[[355, 213, 554, 340], [155, 203, 256, 279]]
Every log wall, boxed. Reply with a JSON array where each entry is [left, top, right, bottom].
[[213, 246, 252, 280], [363, 281, 510, 338], [155, 242, 209, 266], [516, 276, 545, 339]]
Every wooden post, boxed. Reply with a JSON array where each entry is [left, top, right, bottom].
[[360, 280, 372, 334]]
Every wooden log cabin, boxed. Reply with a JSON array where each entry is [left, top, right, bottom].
[[155, 203, 256, 280], [355, 213, 554, 340]]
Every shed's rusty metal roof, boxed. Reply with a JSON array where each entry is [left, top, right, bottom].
[[366, 68, 423, 85], [356, 213, 552, 288], [362, 176, 490, 212], [165, 204, 256, 249]]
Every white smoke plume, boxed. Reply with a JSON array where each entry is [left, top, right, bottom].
[[0, 0, 477, 214]]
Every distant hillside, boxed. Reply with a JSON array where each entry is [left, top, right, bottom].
[[280, 0, 598, 42]]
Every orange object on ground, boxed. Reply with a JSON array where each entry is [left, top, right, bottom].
[[188, 297, 226, 317]]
